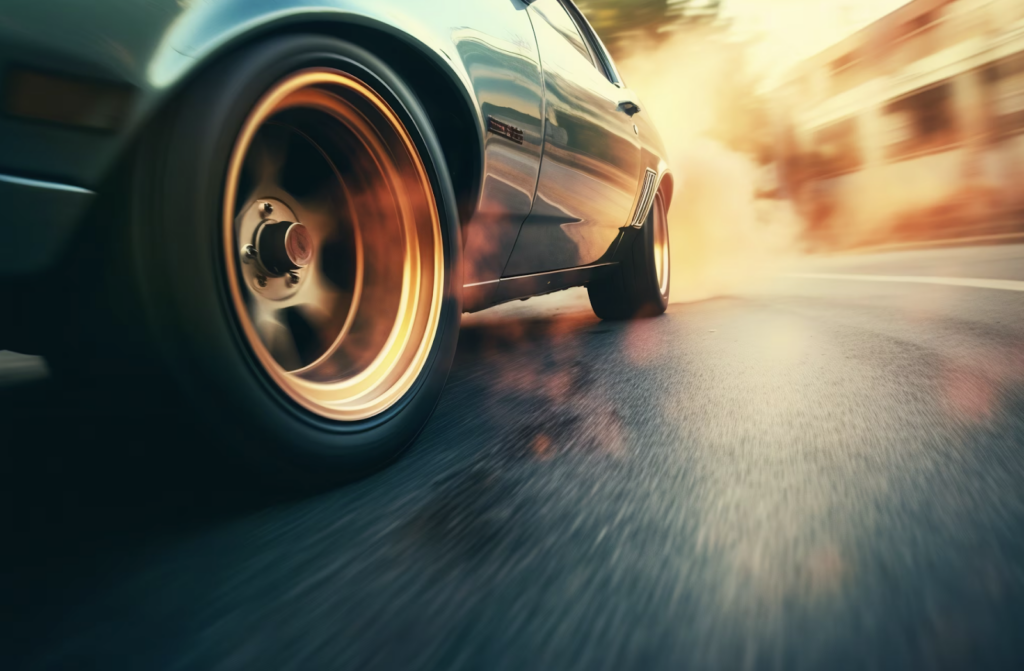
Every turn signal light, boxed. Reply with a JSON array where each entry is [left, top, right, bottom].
[[2, 68, 132, 132]]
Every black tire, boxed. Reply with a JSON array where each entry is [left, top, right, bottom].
[[78, 36, 463, 487], [588, 190, 670, 320]]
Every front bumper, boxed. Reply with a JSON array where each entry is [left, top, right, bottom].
[[0, 173, 94, 274]]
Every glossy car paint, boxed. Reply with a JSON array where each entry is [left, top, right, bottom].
[[503, 0, 640, 276], [0, 0, 671, 310]]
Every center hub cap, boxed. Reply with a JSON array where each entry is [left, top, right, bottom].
[[257, 221, 314, 274]]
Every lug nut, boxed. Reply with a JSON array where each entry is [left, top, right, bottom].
[[286, 270, 301, 286], [256, 274, 267, 288], [261, 202, 273, 215], [242, 244, 257, 263]]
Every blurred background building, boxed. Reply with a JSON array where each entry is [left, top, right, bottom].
[[775, 0, 1024, 249]]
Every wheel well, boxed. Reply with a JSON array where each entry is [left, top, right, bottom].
[[139, 21, 483, 233], [295, 23, 482, 230]]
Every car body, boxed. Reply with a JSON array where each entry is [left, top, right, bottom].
[[0, 0, 671, 300], [0, 0, 673, 484]]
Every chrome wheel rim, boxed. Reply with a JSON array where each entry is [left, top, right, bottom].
[[652, 193, 669, 296], [223, 69, 444, 421]]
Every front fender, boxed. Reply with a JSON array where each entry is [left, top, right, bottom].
[[1, 0, 547, 276], [0, 0, 487, 189]]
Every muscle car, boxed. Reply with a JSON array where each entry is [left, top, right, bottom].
[[0, 0, 672, 484]]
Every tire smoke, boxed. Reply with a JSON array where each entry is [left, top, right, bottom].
[[617, 37, 804, 303]]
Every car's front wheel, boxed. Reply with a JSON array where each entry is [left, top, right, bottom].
[[84, 36, 463, 485]]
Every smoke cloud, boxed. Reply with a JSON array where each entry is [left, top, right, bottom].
[[617, 35, 804, 303]]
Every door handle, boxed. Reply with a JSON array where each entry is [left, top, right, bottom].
[[618, 100, 641, 116]]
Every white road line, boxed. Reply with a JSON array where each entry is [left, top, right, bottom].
[[786, 273, 1024, 292]]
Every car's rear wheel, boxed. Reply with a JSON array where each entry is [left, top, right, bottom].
[[66, 36, 463, 486], [588, 190, 670, 320]]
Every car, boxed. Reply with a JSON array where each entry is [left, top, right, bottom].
[[0, 0, 673, 485]]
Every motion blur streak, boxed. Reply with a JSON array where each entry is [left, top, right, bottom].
[[789, 272, 1024, 292], [8, 244, 1024, 670]]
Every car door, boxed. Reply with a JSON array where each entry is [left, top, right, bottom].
[[503, 0, 642, 276]]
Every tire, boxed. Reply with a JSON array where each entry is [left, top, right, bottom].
[[82, 36, 463, 486], [588, 190, 670, 320]]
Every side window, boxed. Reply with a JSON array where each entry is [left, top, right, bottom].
[[532, 0, 598, 68], [558, 0, 620, 84]]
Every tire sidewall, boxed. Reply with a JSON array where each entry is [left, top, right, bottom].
[[631, 191, 670, 315], [132, 36, 462, 479], [651, 191, 670, 308]]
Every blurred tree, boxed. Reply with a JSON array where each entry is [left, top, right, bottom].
[[575, 0, 721, 57], [576, 0, 774, 163]]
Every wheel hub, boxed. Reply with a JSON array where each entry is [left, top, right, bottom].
[[256, 220, 314, 275], [237, 198, 311, 299]]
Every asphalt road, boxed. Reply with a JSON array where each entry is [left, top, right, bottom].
[[4, 243, 1024, 670]]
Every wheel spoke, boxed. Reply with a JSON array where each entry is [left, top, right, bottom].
[[294, 275, 340, 325], [291, 186, 342, 240], [242, 124, 292, 200], [254, 307, 302, 372]]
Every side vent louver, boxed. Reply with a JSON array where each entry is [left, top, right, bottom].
[[631, 169, 658, 228]]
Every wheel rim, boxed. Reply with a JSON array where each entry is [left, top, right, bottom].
[[652, 193, 669, 297], [222, 69, 444, 422]]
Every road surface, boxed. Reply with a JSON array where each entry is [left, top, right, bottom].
[[4, 243, 1024, 670]]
